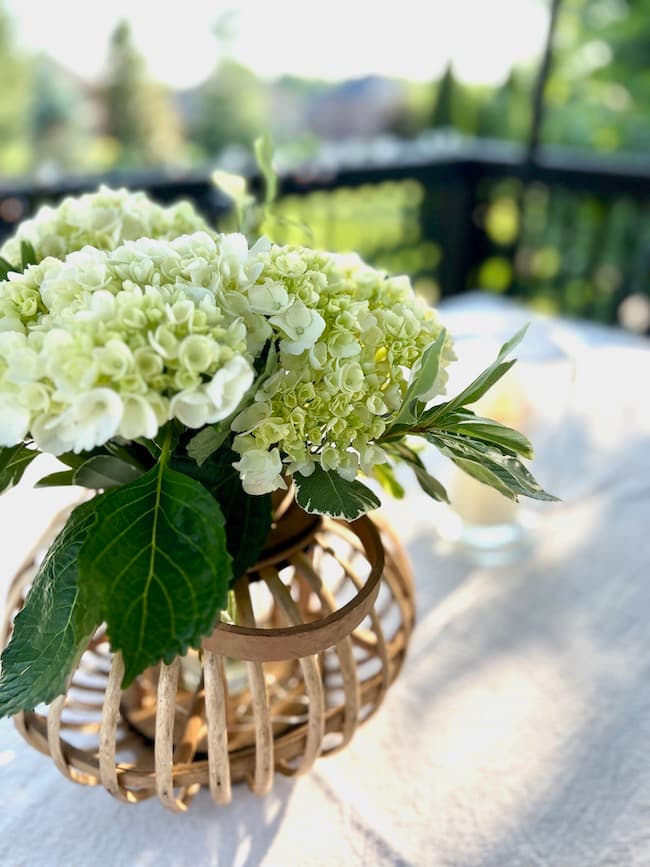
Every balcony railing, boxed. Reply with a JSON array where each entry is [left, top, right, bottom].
[[2, 136, 650, 333]]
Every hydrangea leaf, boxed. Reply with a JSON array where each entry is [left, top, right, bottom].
[[0, 443, 39, 494], [79, 465, 231, 687], [0, 500, 99, 717], [294, 465, 381, 520], [172, 450, 273, 583]]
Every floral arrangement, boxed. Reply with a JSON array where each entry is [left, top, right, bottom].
[[0, 185, 555, 715]]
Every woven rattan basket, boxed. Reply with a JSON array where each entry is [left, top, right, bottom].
[[2, 496, 415, 812]]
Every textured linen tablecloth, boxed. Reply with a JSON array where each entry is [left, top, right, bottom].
[[2, 295, 650, 867]]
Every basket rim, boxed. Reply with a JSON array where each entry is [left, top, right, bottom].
[[201, 515, 384, 662]]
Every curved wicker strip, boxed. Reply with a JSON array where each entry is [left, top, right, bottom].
[[235, 579, 274, 796], [155, 659, 186, 812], [262, 568, 325, 776], [293, 553, 360, 753], [3, 509, 416, 811], [99, 653, 130, 802], [203, 651, 232, 804]]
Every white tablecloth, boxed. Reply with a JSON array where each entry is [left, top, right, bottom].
[[2, 295, 650, 867]]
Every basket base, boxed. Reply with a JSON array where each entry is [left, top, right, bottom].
[[4, 514, 415, 810]]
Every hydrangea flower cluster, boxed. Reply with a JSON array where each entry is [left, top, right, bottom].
[[231, 246, 453, 493], [0, 233, 265, 454], [0, 185, 210, 266], [0, 220, 453, 492]]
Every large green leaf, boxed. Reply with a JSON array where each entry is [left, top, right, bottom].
[[426, 431, 558, 502], [172, 449, 273, 583], [294, 465, 381, 520], [0, 443, 39, 494], [79, 464, 232, 686], [0, 501, 99, 717]]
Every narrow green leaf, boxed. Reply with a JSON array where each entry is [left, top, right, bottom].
[[390, 329, 447, 428], [254, 133, 278, 207], [436, 409, 534, 459], [20, 240, 37, 270], [426, 432, 559, 502], [373, 463, 405, 499], [79, 465, 232, 686], [0, 443, 39, 494], [387, 441, 449, 503], [212, 170, 255, 230], [0, 256, 15, 280], [448, 456, 517, 500], [172, 449, 273, 583], [57, 452, 92, 470], [73, 455, 143, 489], [413, 465, 450, 503], [0, 501, 99, 717], [294, 465, 381, 520], [35, 469, 77, 488], [424, 326, 528, 424]]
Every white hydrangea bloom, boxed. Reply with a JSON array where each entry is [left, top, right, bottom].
[[0, 185, 211, 266], [0, 397, 30, 446], [232, 448, 286, 495], [269, 299, 326, 355], [230, 243, 452, 489], [31, 389, 124, 455], [204, 356, 255, 423], [1, 192, 452, 494], [0, 231, 265, 453]]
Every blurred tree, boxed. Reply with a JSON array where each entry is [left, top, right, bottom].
[[30, 56, 91, 173], [0, 1, 33, 174], [477, 69, 533, 141], [193, 59, 268, 157], [104, 20, 184, 167], [542, 0, 650, 152], [430, 64, 456, 129]]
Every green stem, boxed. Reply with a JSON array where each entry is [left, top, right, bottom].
[[158, 425, 173, 470]]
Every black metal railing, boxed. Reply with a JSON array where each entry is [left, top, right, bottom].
[[2, 137, 650, 333]]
